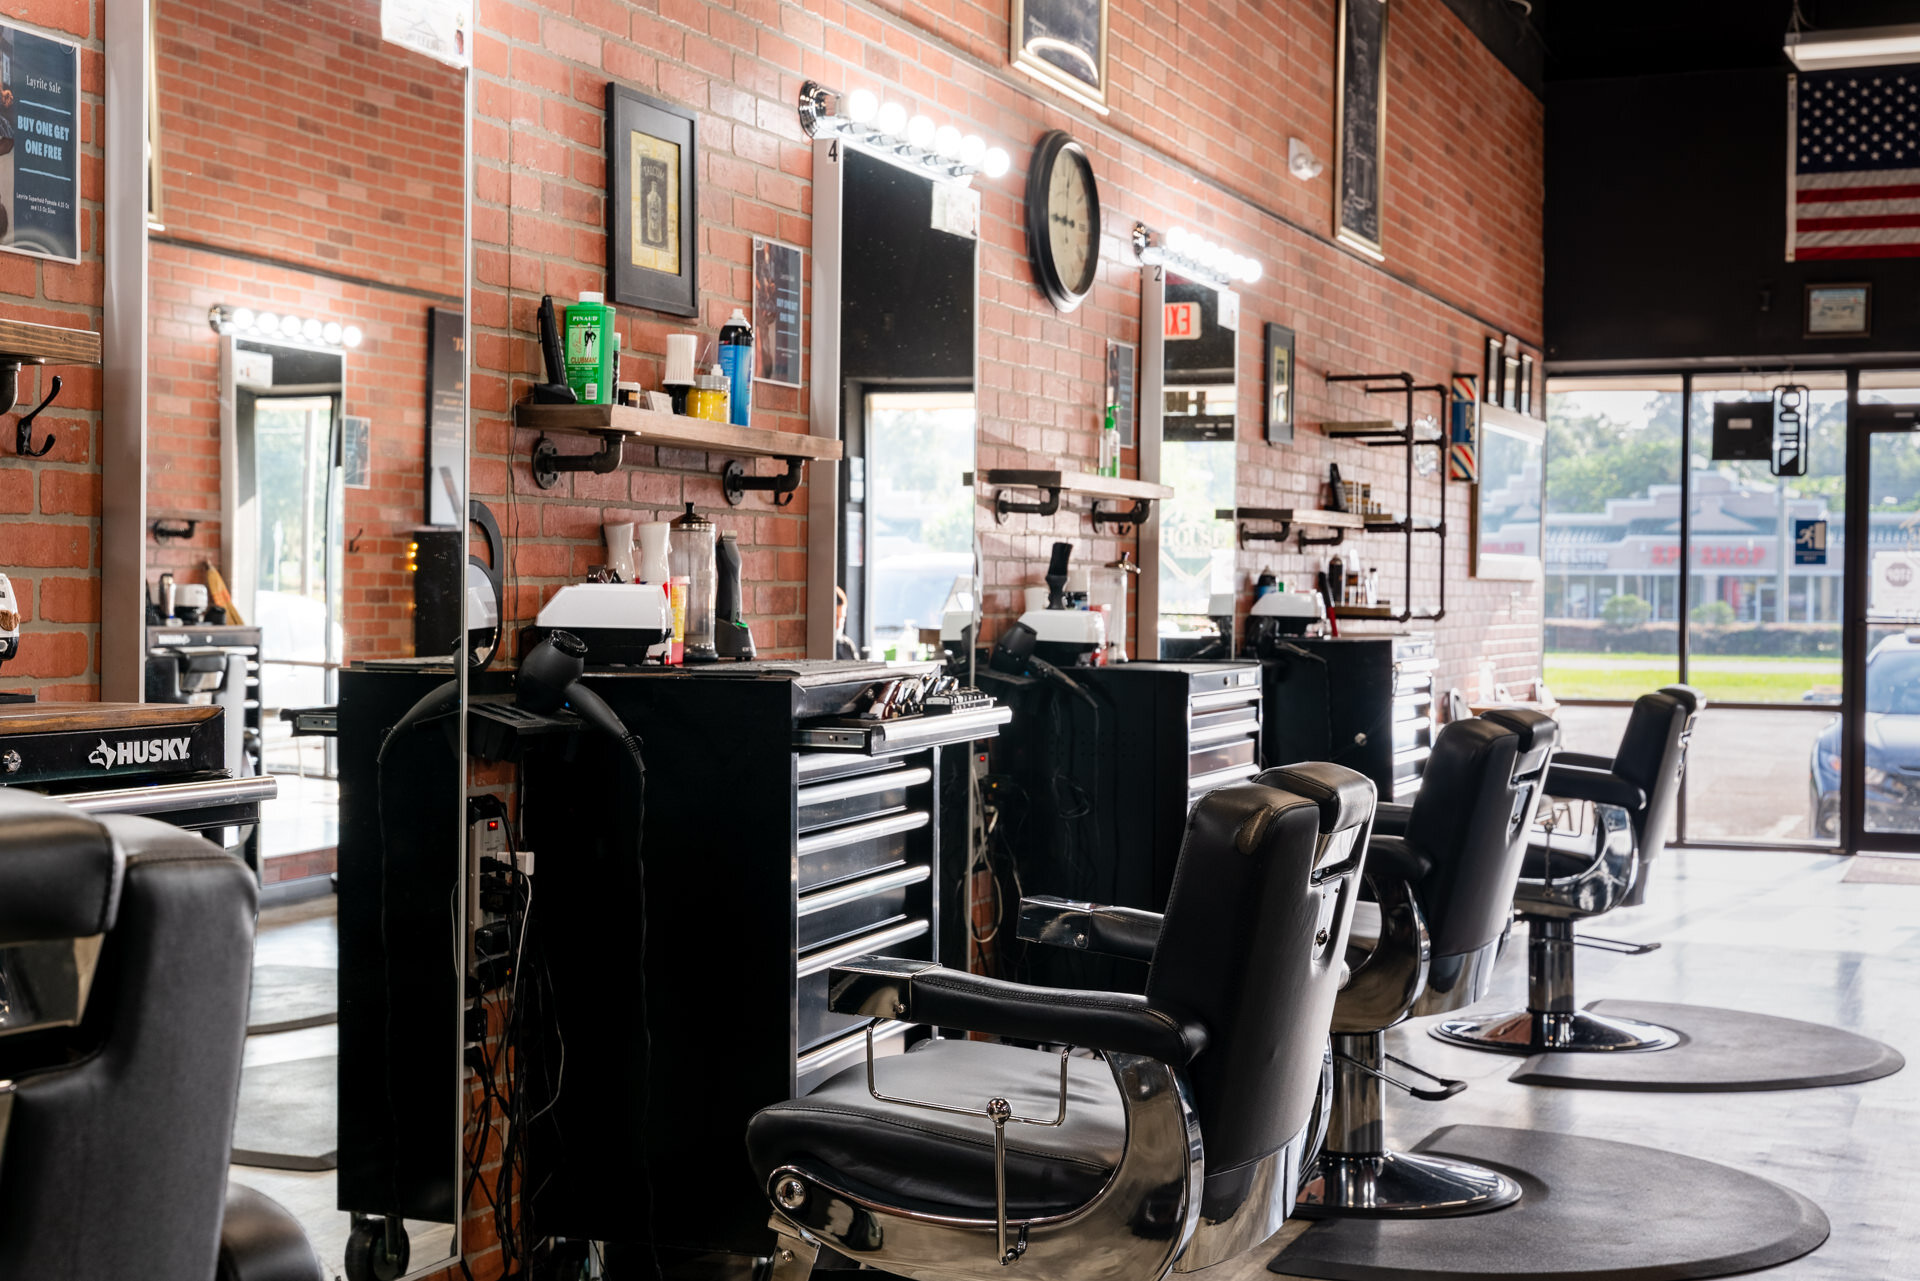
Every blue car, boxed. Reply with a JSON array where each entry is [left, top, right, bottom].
[[1810, 632, 1920, 837]]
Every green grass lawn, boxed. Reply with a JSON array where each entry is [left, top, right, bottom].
[[1543, 652, 1841, 703]]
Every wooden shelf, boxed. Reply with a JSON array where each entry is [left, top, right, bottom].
[[0, 318, 100, 366], [986, 468, 1173, 529], [985, 469, 1173, 504], [1224, 506, 1365, 529], [515, 401, 842, 461]]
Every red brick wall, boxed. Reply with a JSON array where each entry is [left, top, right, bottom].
[[0, 3, 105, 700], [146, 238, 446, 661], [154, 0, 464, 292], [469, 0, 1544, 695]]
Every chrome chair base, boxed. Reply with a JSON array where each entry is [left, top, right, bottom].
[[1431, 1007, 1683, 1055], [1294, 1150, 1523, 1218]]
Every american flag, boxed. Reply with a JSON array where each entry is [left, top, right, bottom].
[[1789, 66, 1920, 260]]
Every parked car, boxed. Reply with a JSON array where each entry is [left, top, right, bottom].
[[1810, 630, 1920, 837]]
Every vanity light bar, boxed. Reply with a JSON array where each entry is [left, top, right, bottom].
[[1132, 223, 1262, 287], [208, 304, 363, 349], [797, 81, 1010, 181]]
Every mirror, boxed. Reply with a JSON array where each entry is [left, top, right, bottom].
[[145, 0, 468, 1271], [1150, 270, 1238, 657], [1474, 404, 1546, 580], [816, 141, 979, 667]]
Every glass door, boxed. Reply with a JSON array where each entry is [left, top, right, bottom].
[[1844, 373, 1920, 849]]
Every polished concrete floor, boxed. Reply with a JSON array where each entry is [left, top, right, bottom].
[[1233, 845, 1918, 1281]]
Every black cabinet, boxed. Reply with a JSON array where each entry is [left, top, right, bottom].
[[1258, 634, 1436, 803], [977, 660, 1261, 991], [515, 661, 1002, 1255]]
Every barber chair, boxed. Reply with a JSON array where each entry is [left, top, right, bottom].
[[746, 764, 1375, 1281], [0, 789, 325, 1281], [1298, 709, 1559, 1217], [1434, 686, 1702, 1055]]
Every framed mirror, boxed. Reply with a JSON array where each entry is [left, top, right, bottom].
[[143, 0, 470, 1271], [811, 138, 980, 669], [1143, 267, 1238, 658], [1473, 404, 1546, 580]]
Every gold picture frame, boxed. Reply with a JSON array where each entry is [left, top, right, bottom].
[[1010, 0, 1110, 114], [1333, 0, 1388, 262]]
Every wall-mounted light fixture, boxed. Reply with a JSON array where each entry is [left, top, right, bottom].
[[797, 80, 1011, 182], [1287, 138, 1324, 180], [1785, 22, 1920, 70], [208, 304, 363, 349], [1132, 223, 1262, 288]]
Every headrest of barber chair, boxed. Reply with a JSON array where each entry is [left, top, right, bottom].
[[1480, 706, 1561, 778], [1655, 684, 1704, 716], [1257, 761, 1377, 834], [0, 789, 124, 945]]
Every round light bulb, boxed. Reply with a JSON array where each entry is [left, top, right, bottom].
[[232, 307, 255, 331], [280, 314, 302, 337], [342, 325, 364, 348], [935, 125, 965, 160], [1242, 258, 1263, 284], [876, 101, 908, 137], [906, 115, 935, 149], [959, 133, 986, 166], [846, 89, 879, 124], [1165, 227, 1190, 254], [981, 146, 1011, 179], [302, 317, 324, 342], [323, 321, 343, 345], [255, 312, 278, 335]]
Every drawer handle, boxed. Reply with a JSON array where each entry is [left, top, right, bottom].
[[798, 864, 931, 915], [1187, 720, 1260, 748], [1189, 688, 1264, 712], [797, 1018, 912, 1080], [1188, 763, 1259, 793], [798, 810, 930, 857], [797, 766, 932, 809], [798, 918, 930, 977]]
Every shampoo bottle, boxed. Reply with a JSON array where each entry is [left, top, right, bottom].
[[564, 291, 617, 405], [719, 309, 754, 428]]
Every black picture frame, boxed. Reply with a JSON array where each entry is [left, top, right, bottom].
[[1518, 352, 1534, 416], [1265, 323, 1296, 445], [1010, 0, 1110, 113], [607, 83, 698, 317], [1804, 282, 1871, 339], [1106, 339, 1136, 447], [1483, 337, 1503, 406], [1333, 0, 1388, 261]]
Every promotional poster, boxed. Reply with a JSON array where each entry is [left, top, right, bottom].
[[0, 20, 80, 262]]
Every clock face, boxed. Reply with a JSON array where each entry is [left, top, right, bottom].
[[1047, 149, 1096, 295], [1025, 130, 1101, 313]]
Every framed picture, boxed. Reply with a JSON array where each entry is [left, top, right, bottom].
[[0, 20, 81, 262], [752, 238, 802, 387], [425, 307, 465, 526], [1805, 283, 1870, 339], [1448, 373, 1478, 482], [1333, 0, 1388, 261], [1106, 339, 1136, 447], [1518, 352, 1534, 416], [1473, 404, 1545, 581], [341, 415, 372, 489], [608, 84, 698, 316], [1483, 336, 1503, 406], [1010, 0, 1110, 114], [1264, 323, 1296, 445]]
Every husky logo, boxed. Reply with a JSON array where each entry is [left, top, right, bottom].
[[88, 736, 192, 770]]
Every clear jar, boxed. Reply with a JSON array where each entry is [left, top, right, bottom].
[[671, 502, 717, 662]]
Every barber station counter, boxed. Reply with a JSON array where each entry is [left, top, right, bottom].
[[509, 660, 1005, 1255]]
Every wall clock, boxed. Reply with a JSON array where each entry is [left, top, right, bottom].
[[1025, 130, 1102, 313]]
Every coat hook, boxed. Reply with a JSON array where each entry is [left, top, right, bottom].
[[12, 374, 61, 459], [347, 527, 364, 554]]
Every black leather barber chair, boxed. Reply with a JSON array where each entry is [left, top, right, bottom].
[[1434, 687, 1702, 1055], [1298, 709, 1559, 1217], [746, 764, 1375, 1281], [0, 789, 324, 1281]]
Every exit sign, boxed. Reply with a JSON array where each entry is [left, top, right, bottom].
[[1164, 301, 1198, 339]]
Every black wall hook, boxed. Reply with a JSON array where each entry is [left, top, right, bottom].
[[9, 370, 61, 458]]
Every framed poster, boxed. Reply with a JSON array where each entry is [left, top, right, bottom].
[[608, 84, 698, 316], [1264, 323, 1295, 445], [1106, 339, 1136, 447], [342, 415, 372, 489], [0, 20, 81, 262], [425, 307, 465, 526], [1010, 0, 1110, 114], [1805, 283, 1870, 338], [1333, 0, 1388, 261], [1517, 352, 1534, 415], [1482, 336, 1503, 406], [1448, 373, 1478, 482], [753, 237, 802, 387]]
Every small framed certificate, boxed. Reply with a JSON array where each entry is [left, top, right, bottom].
[[1805, 283, 1870, 339]]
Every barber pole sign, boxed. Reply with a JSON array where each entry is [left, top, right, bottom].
[[1449, 375, 1479, 482]]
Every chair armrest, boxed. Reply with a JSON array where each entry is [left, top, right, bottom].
[[1370, 802, 1413, 839], [1016, 895, 1162, 964], [219, 1184, 325, 1281], [1546, 763, 1646, 812], [1555, 751, 1616, 772], [1364, 833, 1432, 884], [829, 956, 1208, 1065]]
